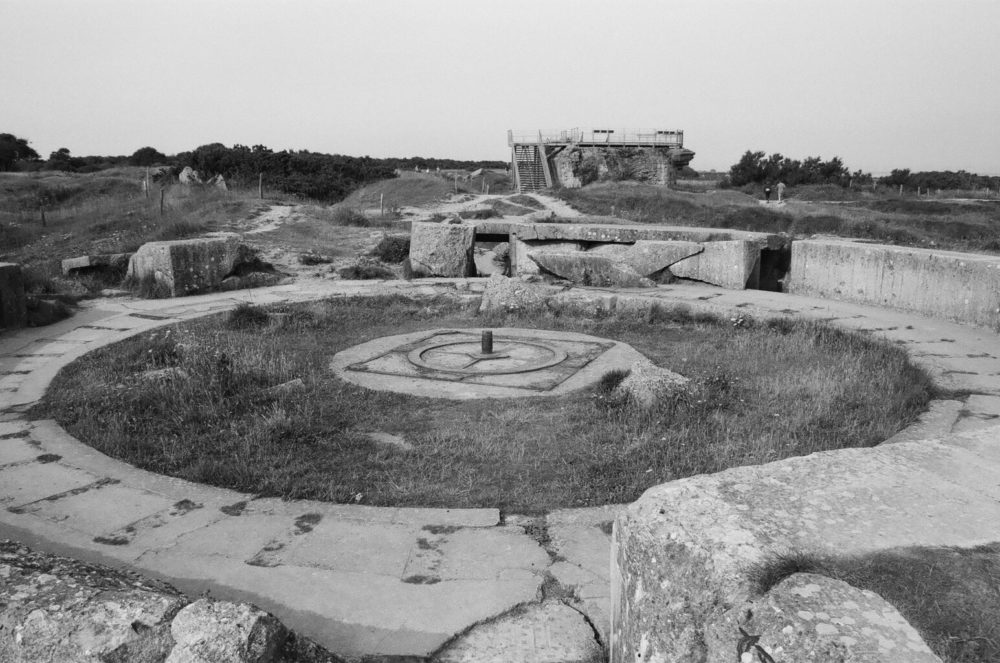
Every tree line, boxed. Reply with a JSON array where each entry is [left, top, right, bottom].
[[725, 149, 999, 191]]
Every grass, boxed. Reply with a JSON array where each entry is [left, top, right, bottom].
[[555, 182, 1000, 253], [341, 172, 454, 210], [751, 546, 1000, 663], [38, 295, 932, 514]]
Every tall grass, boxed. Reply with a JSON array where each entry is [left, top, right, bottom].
[[555, 183, 1000, 253], [38, 296, 932, 513]]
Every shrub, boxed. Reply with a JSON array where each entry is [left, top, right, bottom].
[[338, 261, 394, 280], [298, 252, 333, 265], [330, 207, 369, 227], [371, 234, 410, 263], [227, 302, 271, 329]]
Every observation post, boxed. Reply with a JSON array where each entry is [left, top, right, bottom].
[[507, 128, 693, 192]]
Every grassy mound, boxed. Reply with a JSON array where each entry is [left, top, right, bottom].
[[38, 295, 932, 513]]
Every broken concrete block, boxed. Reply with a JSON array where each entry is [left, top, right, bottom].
[[614, 359, 689, 409], [0, 262, 27, 329], [511, 238, 583, 277], [479, 274, 553, 313], [668, 240, 760, 289], [433, 601, 604, 663], [408, 222, 475, 277], [708, 572, 940, 663], [61, 252, 133, 276], [529, 251, 652, 288], [624, 240, 703, 277], [125, 234, 255, 297]]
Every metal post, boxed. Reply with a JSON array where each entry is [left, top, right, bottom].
[[481, 331, 493, 354]]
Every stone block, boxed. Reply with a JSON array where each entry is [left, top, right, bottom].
[[125, 234, 253, 297], [668, 239, 760, 289], [168, 598, 287, 663], [408, 222, 475, 277], [788, 238, 1000, 328], [0, 262, 27, 329]]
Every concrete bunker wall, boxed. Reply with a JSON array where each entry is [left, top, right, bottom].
[[470, 221, 789, 291], [788, 238, 1000, 328]]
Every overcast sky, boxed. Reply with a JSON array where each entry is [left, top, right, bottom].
[[3, 0, 998, 174]]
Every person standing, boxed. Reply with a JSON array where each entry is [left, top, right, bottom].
[[764, 185, 772, 202], [777, 181, 786, 202]]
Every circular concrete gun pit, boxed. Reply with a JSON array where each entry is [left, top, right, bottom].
[[331, 327, 646, 399]]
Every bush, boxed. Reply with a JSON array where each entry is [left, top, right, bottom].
[[227, 302, 271, 329], [370, 234, 410, 263], [338, 260, 394, 280], [330, 207, 369, 227]]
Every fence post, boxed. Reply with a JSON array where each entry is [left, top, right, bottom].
[[258, 172, 263, 199], [380, 193, 384, 218], [159, 188, 165, 216], [144, 167, 150, 199]]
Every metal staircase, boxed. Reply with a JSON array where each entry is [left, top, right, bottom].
[[513, 145, 547, 192]]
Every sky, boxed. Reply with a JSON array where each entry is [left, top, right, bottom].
[[2, 0, 999, 174]]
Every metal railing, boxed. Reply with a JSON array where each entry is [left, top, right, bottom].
[[508, 128, 684, 147]]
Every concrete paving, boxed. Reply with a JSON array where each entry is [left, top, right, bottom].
[[2, 277, 1000, 660]]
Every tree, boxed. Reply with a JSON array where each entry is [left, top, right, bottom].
[[130, 146, 167, 166], [0, 133, 40, 171]]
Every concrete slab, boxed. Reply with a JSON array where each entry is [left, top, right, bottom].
[[0, 437, 43, 465], [954, 394, 1000, 433], [280, 519, 415, 575], [403, 526, 550, 582], [160, 513, 293, 561], [0, 462, 101, 508], [0, 420, 30, 437], [19, 483, 175, 533], [882, 399, 962, 444]]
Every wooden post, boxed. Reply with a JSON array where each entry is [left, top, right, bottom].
[[39, 204, 46, 227], [899, 184, 903, 197], [454, 174, 458, 193], [159, 188, 165, 216], [258, 172, 263, 199], [144, 167, 150, 199], [379, 193, 384, 218]]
